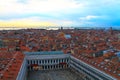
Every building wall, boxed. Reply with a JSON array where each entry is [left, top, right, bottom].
[[26, 54, 70, 70], [16, 58, 27, 80], [70, 56, 117, 80], [16, 53, 117, 80]]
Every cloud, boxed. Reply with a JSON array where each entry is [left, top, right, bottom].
[[79, 15, 100, 20], [0, 0, 120, 27], [0, 0, 84, 15]]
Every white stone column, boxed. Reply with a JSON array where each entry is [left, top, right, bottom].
[[57, 59, 59, 63], [41, 60, 43, 65], [46, 60, 47, 64], [55, 65, 56, 69], [35, 60, 37, 64]]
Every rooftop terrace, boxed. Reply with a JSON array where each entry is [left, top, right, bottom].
[[27, 69, 84, 80], [24, 51, 64, 55]]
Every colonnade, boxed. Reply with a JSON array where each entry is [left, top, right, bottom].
[[27, 58, 69, 70]]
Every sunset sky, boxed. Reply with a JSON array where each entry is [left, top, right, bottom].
[[0, 0, 120, 29]]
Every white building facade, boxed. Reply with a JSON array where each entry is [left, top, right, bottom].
[[16, 51, 117, 80]]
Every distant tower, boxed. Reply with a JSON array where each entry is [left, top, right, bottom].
[[61, 27, 63, 30], [109, 27, 113, 35]]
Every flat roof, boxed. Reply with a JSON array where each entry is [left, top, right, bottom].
[[25, 54, 69, 60], [24, 51, 64, 55]]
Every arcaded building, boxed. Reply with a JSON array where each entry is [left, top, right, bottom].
[[15, 51, 117, 80]]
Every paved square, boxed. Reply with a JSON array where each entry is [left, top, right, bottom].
[[27, 69, 83, 80]]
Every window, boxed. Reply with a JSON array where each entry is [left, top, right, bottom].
[[27, 60, 29, 64], [48, 60, 49, 63], [37, 60, 38, 64], [39, 60, 41, 64], [54, 60, 55, 63], [50, 60, 52, 63], [56, 59, 58, 63], [34, 60, 35, 64]]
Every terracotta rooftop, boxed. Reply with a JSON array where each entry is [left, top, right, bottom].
[[0, 51, 24, 80], [0, 28, 120, 79]]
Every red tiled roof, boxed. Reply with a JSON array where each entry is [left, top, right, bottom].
[[0, 51, 24, 80]]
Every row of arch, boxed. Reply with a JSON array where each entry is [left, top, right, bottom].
[[28, 64, 69, 70], [27, 58, 69, 65], [27, 58, 70, 70]]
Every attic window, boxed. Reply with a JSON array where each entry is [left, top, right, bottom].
[[113, 71, 116, 74], [101, 66, 104, 68], [104, 67, 107, 70]]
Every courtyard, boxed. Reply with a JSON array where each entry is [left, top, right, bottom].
[[27, 69, 84, 80]]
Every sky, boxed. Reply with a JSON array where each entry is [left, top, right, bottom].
[[0, 0, 120, 29]]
